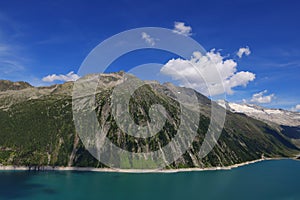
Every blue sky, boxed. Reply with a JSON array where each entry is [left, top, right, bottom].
[[0, 0, 299, 110]]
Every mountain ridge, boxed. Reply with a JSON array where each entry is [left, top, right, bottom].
[[0, 80, 33, 92], [217, 100, 300, 127], [0, 73, 299, 169]]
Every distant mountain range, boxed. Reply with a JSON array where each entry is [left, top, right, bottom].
[[0, 73, 299, 169], [217, 100, 300, 127]]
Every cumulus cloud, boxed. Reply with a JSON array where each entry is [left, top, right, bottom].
[[172, 22, 192, 36], [141, 32, 155, 46], [160, 50, 255, 96], [250, 90, 275, 104], [42, 71, 80, 82], [237, 46, 251, 58], [291, 104, 300, 112]]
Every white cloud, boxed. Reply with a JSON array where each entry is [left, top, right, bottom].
[[237, 46, 251, 58], [172, 22, 192, 36], [291, 104, 300, 112], [250, 90, 275, 104], [42, 71, 80, 82], [160, 50, 255, 96], [141, 32, 155, 46]]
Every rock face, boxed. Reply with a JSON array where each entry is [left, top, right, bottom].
[[0, 73, 299, 169]]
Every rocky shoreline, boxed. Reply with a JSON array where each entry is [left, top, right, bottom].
[[1, 157, 296, 173]]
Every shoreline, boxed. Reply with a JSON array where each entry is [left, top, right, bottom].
[[0, 157, 298, 173]]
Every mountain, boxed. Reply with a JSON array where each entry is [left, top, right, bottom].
[[0, 72, 299, 169], [0, 80, 33, 92], [217, 100, 300, 152], [217, 100, 300, 127]]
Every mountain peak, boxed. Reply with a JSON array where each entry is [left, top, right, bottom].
[[0, 80, 33, 92]]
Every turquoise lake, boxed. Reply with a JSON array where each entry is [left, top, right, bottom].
[[1, 159, 300, 200]]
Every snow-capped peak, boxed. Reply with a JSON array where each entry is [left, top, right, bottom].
[[217, 100, 300, 127]]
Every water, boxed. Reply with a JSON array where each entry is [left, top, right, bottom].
[[0, 159, 300, 200]]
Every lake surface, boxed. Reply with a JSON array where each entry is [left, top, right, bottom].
[[0, 159, 300, 200]]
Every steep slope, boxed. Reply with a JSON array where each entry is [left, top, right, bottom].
[[217, 101, 300, 150], [0, 73, 299, 169]]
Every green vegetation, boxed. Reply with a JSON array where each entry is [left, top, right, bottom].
[[0, 74, 299, 169]]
